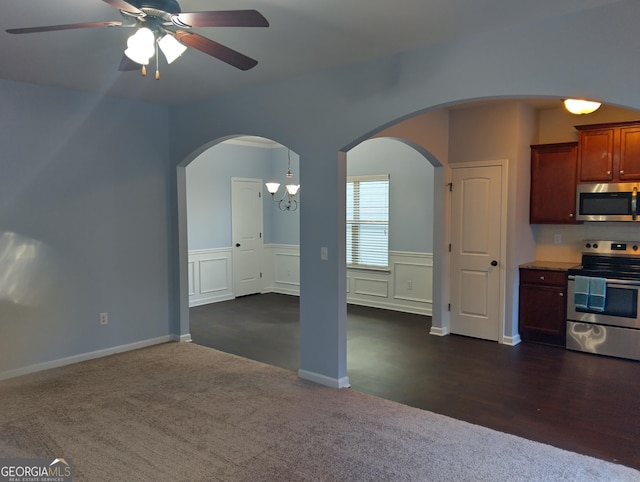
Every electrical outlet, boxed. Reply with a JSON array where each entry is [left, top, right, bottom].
[[100, 312, 108, 325], [554, 233, 562, 245]]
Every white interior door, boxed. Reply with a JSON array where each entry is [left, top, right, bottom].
[[232, 178, 264, 297], [449, 163, 504, 341]]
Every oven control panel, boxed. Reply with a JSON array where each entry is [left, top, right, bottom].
[[582, 240, 640, 255]]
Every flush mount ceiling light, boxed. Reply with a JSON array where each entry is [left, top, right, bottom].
[[266, 149, 300, 212], [6, 0, 268, 78], [563, 99, 602, 115]]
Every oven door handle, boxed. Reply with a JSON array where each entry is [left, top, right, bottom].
[[633, 186, 638, 221], [569, 275, 640, 287]]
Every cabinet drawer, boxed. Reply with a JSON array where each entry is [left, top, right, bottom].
[[520, 269, 566, 286]]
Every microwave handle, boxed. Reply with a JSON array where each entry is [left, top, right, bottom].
[[634, 187, 638, 221]]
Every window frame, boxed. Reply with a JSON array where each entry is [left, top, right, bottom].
[[346, 174, 390, 271]]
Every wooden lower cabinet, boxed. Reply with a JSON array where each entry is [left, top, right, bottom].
[[519, 268, 567, 347]]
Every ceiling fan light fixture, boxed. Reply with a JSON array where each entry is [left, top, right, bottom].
[[563, 99, 602, 115], [159, 34, 187, 64], [124, 27, 155, 65]]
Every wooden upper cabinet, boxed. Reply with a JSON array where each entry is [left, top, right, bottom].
[[530, 142, 578, 224], [619, 125, 640, 180], [577, 120, 640, 182], [577, 128, 614, 181]]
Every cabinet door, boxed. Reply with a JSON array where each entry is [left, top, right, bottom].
[[618, 125, 640, 180], [578, 128, 614, 182], [519, 283, 567, 346], [530, 143, 578, 224]]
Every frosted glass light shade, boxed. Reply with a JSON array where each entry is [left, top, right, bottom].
[[124, 27, 155, 65], [159, 34, 187, 64], [265, 182, 280, 194], [563, 99, 601, 115], [286, 184, 300, 196]]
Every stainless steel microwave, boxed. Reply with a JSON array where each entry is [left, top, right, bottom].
[[576, 183, 640, 221]]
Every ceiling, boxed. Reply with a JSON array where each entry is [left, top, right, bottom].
[[0, 0, 622, 105]]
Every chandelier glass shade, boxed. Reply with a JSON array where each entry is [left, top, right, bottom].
[[266, 150, 300, 211]]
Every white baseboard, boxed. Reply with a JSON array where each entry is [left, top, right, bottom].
[[298, 369, 351, 389], [190, 294, 234, 307], [347, 298, 431, 316], [0, 335, 172, 382], [262, 286, 300, 297], [502, 334, 522, 346], [430, 326, 449, 336], [171, 333, 193, 343]]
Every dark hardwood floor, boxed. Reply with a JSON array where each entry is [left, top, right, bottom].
[[189, 293, 640, 471]]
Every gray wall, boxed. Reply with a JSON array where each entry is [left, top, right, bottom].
[[0, 78, 170, 373]]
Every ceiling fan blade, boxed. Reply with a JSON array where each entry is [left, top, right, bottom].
[[6, 21, 122, 34], [175, 31, 258, 71], [171, 10, 269, 28], [102, 0, 144, 15], [118, 55, 141, 71]]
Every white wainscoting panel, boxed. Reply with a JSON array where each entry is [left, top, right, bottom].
[[347, 251, 433, 315], [195, 245, 432, 316], [188, 248, 234, 306], [264, 244, 300, 296], [188, 260, 196, 296], [353, 277, 389, 298]]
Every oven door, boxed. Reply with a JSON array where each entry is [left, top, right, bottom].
[[567, 277, 640, 329]]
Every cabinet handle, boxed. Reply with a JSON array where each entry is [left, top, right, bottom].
[[620, 170, 625, 175], [569, 213, 574, 217], [607, 170, 611, 176], [559, 292, 564, 297], [540, 276, 545, 280]]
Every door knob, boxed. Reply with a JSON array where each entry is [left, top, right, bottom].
[[490, 260, 498, 267], [235, 243, 241, 247]]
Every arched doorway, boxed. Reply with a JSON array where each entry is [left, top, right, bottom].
[[180, 136, 302, 368]]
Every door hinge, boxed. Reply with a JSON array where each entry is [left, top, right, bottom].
[[448, 182, 453, 192], [448, 303, 451, 311], [260, 272, 263, 278], [260, 232, 262, 239], [259, 192, 262, 198], [448, 243, 452, 252]]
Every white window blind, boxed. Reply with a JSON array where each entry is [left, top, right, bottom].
[[346, 174, 389, 269]]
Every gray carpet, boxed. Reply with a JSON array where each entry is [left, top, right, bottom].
[[0, 342, 638, 481]]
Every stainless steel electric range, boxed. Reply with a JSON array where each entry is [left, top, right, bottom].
[[566, 240, 640, 361]]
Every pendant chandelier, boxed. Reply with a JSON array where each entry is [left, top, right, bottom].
[[265, 149, 300, 211]]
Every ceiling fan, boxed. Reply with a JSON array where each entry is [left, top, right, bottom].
[[6, 0, 269, 78]]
